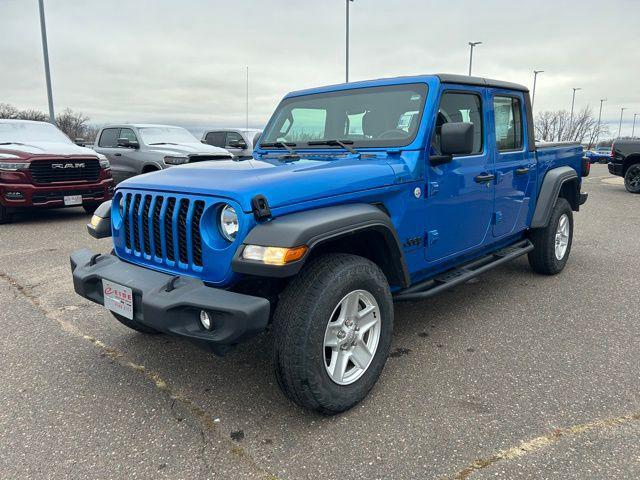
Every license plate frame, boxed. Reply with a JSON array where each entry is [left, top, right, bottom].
[[102, 280, 134, 320]]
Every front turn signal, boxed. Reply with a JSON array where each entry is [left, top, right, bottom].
[[242, 245, 308, 265]]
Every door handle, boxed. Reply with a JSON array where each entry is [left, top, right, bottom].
[[474, 173, 495, 183], [114, 153, 122, 156], [515, 167, 529, 175]]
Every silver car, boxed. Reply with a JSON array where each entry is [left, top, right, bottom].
[[201, 128, 262, 158], [94, 124, 232, 183]]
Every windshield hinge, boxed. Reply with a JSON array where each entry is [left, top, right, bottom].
[[251, 194, 272, 221]]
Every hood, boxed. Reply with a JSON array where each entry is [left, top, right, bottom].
[[118, 155, 397, 212], [0, 142, 99, 159], [145, 142, 231, 157]]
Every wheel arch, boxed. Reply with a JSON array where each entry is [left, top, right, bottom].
[[231, 203, 410, 288], [623, 154, 640, 174], [531, 166, 579, 228], [141, 163, 161, 173]]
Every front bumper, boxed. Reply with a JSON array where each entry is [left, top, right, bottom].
[[608, 162, 623, 176], [0, 178, 114, 208], [70, 249, 271, 353]]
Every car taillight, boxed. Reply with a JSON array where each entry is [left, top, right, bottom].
[[582, 156, 591, 177]]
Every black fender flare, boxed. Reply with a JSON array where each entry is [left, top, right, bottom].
[[531, 166, 578, 228], [231, 203, 410, 286]]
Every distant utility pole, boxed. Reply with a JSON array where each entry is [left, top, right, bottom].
[[38, 0, 55, 124], [618, 107, 626, 138], [569, 87, 581, 136], [345, 0, 354, 83], [531, 70, 544, 109], [468, 42, 482, 76], [633, 113, 638, 138], [245, 66, 249, 135], [594, 98, 606, 147]]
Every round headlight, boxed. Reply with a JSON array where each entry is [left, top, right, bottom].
[[219, 204, 238, 241]]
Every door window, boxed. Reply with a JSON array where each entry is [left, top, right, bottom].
[[494, 96, 523, 151], [225, 132, 244, 147], [432, 92, 483, 155], [119, 128, 137, 143], [98, 128, 120, 147], [205, 131, 226, 147]]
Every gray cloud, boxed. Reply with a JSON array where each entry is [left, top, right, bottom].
[[1, 0, 638, 135]]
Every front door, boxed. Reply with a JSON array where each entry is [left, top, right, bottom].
[[491, 92, 535, 237], [425, 88, 495, 262]]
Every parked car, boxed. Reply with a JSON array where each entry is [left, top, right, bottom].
[[201, 128, 262, 158], [609, 139, 640, 193], [584, 145, 611, 164], [71, 73, 589, 414], [0, 119, 113, 224], [93, 124, 232, 183]]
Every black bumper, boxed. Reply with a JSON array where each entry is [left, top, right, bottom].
[[608, 162, 623, 176], [70, 249, 271, 353]]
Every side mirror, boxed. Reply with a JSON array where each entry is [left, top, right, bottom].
[[228, 140, 248, 149], [117, 138, 139, 149], [441, 122, 474, 155], [74, 137, 86, 147], [201, 139, 208, 144]]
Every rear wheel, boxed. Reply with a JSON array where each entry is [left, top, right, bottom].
[[273, 254, 393, 414], [624, 164, 640, 193], [111, 312, 161, 334], [528, 197, 573, 275]]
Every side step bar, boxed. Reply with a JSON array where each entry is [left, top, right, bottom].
[[394, 239, 534, 302]]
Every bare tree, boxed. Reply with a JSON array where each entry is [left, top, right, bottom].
[[535, 107, 607, 146], [18, 109, 48, 122], [0, 103, 20, 119], [55, 108, 90, 140]]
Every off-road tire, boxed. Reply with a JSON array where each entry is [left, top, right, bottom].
[[0, 204, 10, 224], [111, 312, 161, 334], [624, 164, 640, 194], [83, 202, 100, 214], [272, 254, 393, 415], [528, 197, 573, 275]]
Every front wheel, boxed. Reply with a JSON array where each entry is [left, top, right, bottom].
[[272, 254, 393, 415], [624, 164, 640, 193], [528, 197, 573, 275], [0, 204, 10, 224]]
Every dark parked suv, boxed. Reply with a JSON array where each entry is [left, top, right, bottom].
[[609, 139, 640, 193]]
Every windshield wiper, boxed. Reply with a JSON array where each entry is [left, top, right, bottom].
[[260, 141, 299, 159], [149, 142, 179, 145], [307, 139, 358, 155], [0, 142, 25, 145]]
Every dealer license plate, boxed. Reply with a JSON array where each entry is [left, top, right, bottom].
[[102, 280, 133, 320], [64, 195, 83, 206]]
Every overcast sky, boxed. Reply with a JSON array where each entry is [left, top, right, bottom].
[[2, 0, 639, 136]]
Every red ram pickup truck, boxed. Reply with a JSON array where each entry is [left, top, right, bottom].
[[0, 120, 114, 223]]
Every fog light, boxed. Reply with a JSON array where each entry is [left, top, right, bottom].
[[4, 191, 24, 200], [200, 310, 213, 330]]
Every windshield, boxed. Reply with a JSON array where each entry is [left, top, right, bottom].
[[138, 126, 199, 145], [260, 83, 428, 149], [0, 122, 72, 144]]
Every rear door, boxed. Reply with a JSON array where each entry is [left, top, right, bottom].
[[425, 87, 495, 262], [491, 91, 535, 237], [95, 128, 124, 182], [204, 131, 226, 148]]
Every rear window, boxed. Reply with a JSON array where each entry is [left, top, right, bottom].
[[98, 128, 120, 147]]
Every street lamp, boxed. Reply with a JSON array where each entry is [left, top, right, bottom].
[[38, 0, 55, 124], [531, 70, 544, 109], [569, 87, 582, 137], [594, 98, 607, 148], [633, 113, 638, 138], [468, 42, 482, 76], [618, 107, 627, 138], [345, 0, 354, 83]]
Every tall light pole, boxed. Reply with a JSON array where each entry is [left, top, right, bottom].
[[531, 70, 544, 109], [38, 0, 55, 124], [468, 42, 482, 76], [245, 66, 249, 135], [594, 98, 606, 148], [345, 0, 354, 83], [618, 107, 626, 138], [633, 113, 638, 138], [569, 87, 581, 138]]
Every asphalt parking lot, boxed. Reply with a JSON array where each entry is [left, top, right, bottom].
[[1, 164, 638, 479]]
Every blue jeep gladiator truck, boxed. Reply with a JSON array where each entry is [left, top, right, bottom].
[[71, 74, 589, 414]]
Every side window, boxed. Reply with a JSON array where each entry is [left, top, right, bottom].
[[226, 132, 244, 147], [494, 96, 523, 151], [98, 128, 120, 148], [119, 128, 137, 143], [205, 131, 226, 147], [432, 92, 483, 155]]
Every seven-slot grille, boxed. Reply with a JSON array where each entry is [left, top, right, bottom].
[[29, 158, 101, 184], [122, 193, 205, 268]]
